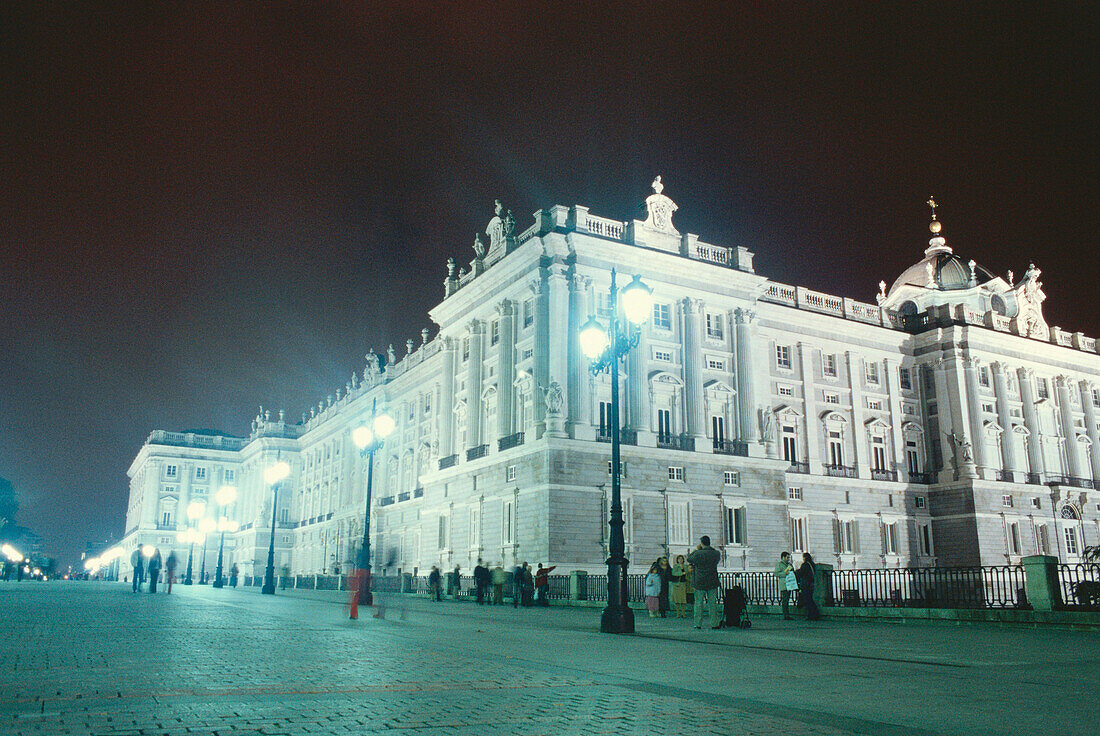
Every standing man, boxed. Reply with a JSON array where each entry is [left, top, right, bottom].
[[774, 552, 795, 620], [130, 547, 145, 593], [473, 559, 490, 605], [147, 548, 163, 594], [451, 564, 462, 600], [428, 566, 442, 602], [490, 562, 506, 605], [512, 562, 525, 608], [534, 563, 556, 606], [686, 536, 722, 630], [165, 551, 179, 594]]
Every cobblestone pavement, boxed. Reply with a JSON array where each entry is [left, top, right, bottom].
[[1, 582, 1098, 735]]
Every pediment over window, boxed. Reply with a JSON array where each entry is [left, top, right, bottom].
[[774, 404, 802, 420], [865, 417, 891, 431], [982, 419, 1004, 434], [703, 379, 735, 394], [649, 370, 685, 387], [901, 421, 924, 435], [820, 410, 848, 424]]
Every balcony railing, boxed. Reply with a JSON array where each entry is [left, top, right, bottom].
[[378, 496, 395, 507], [996, 469, 1014, 482], [596, 427, 637, 445], [712, 439, 749, 457], [498, 432, 525, 451], [466, 444, 489, 461], [438, 454, 458, 470], [824, 463, 858, 478], [908, 471, 933, 484], [871, 468, 898, 482], [1046, 474, 1093, 489], [657, 434, 695, 452], [413, 487, 424, 498], [1024, 472, 1042, 485], [397, 491, 410, 503], [787, 461, 810, 474]]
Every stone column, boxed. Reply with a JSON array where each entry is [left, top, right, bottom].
[[734, 308, 758, 443], [884, 357, 904, 476], [799, 343, 820, 469], [943, 357, 977, 478], [142, 461, 159, 528], [465, 321, 484, 451], [1018, 368, 1046, 477], [992, 362, 1018, 474], [439, 338, 456, 457], [1056, 376, 1082, 478], [963, 357, 988, 472], [627, 294, 649, 435], [547, 264, 571, 424], [533, 275, 549, 437], [568, 275, 590, 434], [681, 297, 707, 444], [845, 352, 866, 478], [496, 302, 515, 440], [1080, 381, 1100, 479]]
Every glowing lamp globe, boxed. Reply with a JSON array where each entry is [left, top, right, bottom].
[[579, 317, 610, 360], [141, 545, 155, 558], [199, 517, 217, 534], [373, 413, 396, 439], [187, 501, 206, 520], [215, 485, 238, 506], [264, 460, 290, 484], [620, 275, 653, 324], [352, 425, 374, 450]]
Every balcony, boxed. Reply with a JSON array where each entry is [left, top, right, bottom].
[[466, 444, 489, 461], [824, 464, 858, 478], [712, 439, 749, 457], [787, 461, 810, 475], [596, 427, 638, 446], [498, 432, 525, 452], [870, 468, 898, 482], [378, 496, 395, 507], [1024, 472, 1042, 485], [657, 434, 695, 452], [397, 491, 410, 503], [438, 454, 458, 470], [908, 471, 933, 484], [996, 469, 1014, 482], [413, 487, 424, 498], [1046, 474, 1093, 489]]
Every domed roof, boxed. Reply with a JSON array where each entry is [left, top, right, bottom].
[[887, 250, 997, 296]]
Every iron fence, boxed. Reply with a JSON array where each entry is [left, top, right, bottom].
[[547, 575, 570, 599], [1059, 563, 1100, 609], [828, 566, 1026, 609]]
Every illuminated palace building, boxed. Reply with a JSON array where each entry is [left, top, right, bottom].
[[120, 182, 1100, 581]]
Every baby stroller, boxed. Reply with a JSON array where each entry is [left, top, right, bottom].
[[721, 585, 751, 629]]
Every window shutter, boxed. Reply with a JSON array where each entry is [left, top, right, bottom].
[[833, 518, 842, 553], [851, 520, 860, 553]]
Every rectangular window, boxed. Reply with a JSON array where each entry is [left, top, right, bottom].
[[599, 401, 614, 436], [922, 367, 937, 395], [1036, 524, 1050, 555], [776, 345, 792, 369], [790, 517, 808, 553], [906, 441, 920, 475], [707, 358, 724, 370], [884, 523, 899, 555], [1093, 389, 1100, 408], [607, 460, 625, 476], [871, 436, 887, 471], [1064, 526, 1079, 556], [838, 520, 860, 554], [705, 313, 723, 340], [1007, 522, 1021, 555], [867, 398, 883, 410], [1031, 497, 1041, 509], [438, 516, 448, 549], [166, 465, 177, 478], [462, 337, 470, 361], [823, 354, 837, 378], [668, 501, 690, 545], [915, 495, 927, 509], [727, 506, 747, 546], [668, 466, 684, 482], [787, 487, 803, 501], [778, 385, 794, 397], [523, 300, 533, 328], [653, 303, 671, 330], [424, 394, 432, 414], [522, 348, 533, 360], [506, 465, 516, 482], [919, 523, 934, 556], [1036, 377, 1049, 399], [195, 467, 206, 480], [824, 392, 839, 405], [899, 367, 912, 390], [723, 470, 740, 486], [491, 320, 499, 345], [982, 402, 995, 413], [657, 409, 672, 442], [654, 349, 672, 362], [865, 361, 880, 385], [224, 469, 235, 483], [828, 431, 844, 466], [711, 415, 726, 443], [161, 511, 172, 527], [1001, 494, 1013, 508], [979, 367, 990, 387], [782, 430, 797, 463], [501, 502, 514, 545]]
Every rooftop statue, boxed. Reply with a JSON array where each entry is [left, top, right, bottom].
[[486, 199, 506, 251], [643, 175, 679, 234]]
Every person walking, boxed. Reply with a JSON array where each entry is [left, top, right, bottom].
[[473, 559, 490, 605], [686, 536, 721, 629], [147, 548, 162, 594], [451, 564, 462, 600], [165, 552, 179, 594], [229, 563, 239, 588], [774, 551, 795, 620], [670, 554, 688, 618], [797, 552, 821, 621], [512, 563, 524, 608], [644, 564, 662, 618], [428, 566, 442, 602], [656, 557, 672, 617], [130, 547, 145, 593], [490, 563, 506, 605], [534, 563, 556, 606]]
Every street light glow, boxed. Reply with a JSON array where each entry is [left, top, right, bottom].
[[579, 317, 610, 359], [352, 425, 374, 449], [187, 501, 206, 520], [218, 518, 240, 533], [198, 517, 217, 534], [215, 484, 238, 506], [141, 545, 156, 558], [264, 460, 290, 484], [372, 413, 396, 438], [620, 274, 653, 324]]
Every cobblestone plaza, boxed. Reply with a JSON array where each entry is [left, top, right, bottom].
[[1, 582, 1098, 735]]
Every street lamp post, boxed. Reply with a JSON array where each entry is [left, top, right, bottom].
[[351, 400, 395, 614], [261, 460, 291, 595], [579, 269, 653, 634], [212, 485, 239, 589], [197, 517, 216, 584], [183, 501, 205, 585]]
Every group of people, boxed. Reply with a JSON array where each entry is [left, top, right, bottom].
[[127, 547, 239, 593], [426, 560, 557, 607], [773, 551, 821, 620]]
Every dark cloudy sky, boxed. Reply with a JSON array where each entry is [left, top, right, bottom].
[[1, 3, 1096, 565]]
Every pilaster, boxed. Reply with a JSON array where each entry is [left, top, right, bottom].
[[734, 308, 758, 443]]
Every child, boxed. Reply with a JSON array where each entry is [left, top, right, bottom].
[[644, 564, 662, 618]]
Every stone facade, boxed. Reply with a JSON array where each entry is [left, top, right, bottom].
[[119, 182, 1100, 580]]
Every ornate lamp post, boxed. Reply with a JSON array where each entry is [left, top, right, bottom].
[[261, 460, 291, 595], [579, 269, 653, 634], [212, 485, 239, 588], [197, 517, 216, 584], [182, 501, 205, 585], [350, 400, 395, 613]]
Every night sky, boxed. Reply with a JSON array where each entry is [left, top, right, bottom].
[[1, 3, 1096, 566]]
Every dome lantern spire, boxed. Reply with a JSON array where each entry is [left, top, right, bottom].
[[924, 196, 951, 256]]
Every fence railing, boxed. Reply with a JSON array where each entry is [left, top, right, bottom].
[[1059, 563, 1100, 609], [828, 566, 1026, 609]]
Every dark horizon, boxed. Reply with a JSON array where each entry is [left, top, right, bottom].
[[1, 3, 1096, 565]]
